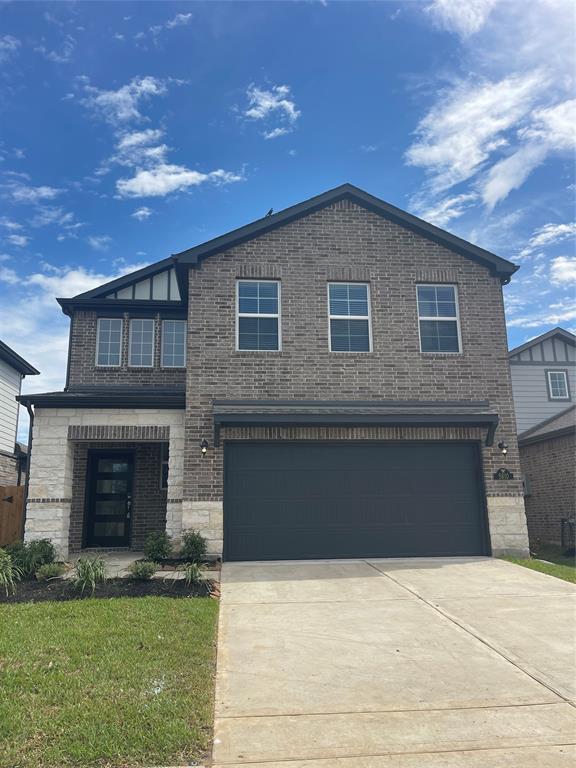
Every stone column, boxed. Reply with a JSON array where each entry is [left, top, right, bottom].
[[486, 496, 530, 557], [165, 425, 184, 542]]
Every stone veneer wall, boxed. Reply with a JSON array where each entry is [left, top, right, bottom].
[[69, 441, 167, 552], [182, 199, 528, 558], [520, 432, 575, 546], [25, 408, 184, 559], [0, 451, 18, 485]]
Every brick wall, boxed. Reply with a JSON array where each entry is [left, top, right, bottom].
[[69, 442, 167, 552], [0, 451, 17, 485], [67, 311, 186, 389], [520, 432, 575, 546], [183, 199, 523, 504]]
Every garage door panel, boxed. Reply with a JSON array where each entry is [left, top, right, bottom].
[[224, 442, 488, 561]]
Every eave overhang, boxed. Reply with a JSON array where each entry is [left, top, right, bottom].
[[212, 400, 499, 447], [0, 340, 40, 376], [17, 388, 185, 410], [57, 298, 187, 317]]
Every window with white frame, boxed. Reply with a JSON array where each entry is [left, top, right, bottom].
[[237, 280, 280, 351], [129, 318, 154, 367], [96, 318, 123, 366], [328, 283, 371, 352], [162, 320, 186, 367], [547, 370, 570, 399], [416, 284, 461, 353]]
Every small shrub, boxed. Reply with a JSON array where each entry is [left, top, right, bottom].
[[128, 560, 157, 581], [35, 562, 66, 581], [180, 529, 207, 563], [0, 549, 23, 595], [144, 531, 172, 562], [72, 557, 107, 596], [183, 562, 204, 587], [6, 539, 56, 577]]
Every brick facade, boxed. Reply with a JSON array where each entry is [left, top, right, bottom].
[[520, 432, 576, 546], [69, 442, 167, 552], [67, 311, 186, 389]]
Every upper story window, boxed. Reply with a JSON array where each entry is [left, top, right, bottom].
[[417, 284, 461, 353], [547, 370, 570, 399], [162, 320, 186, 367], [328, 283, 371, 352], [129, 318, 154, 367], [237, 280, 280, 351], [96, 318, 122, 367]]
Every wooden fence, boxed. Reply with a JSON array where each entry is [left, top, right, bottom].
[[0, 485, 25, 546]]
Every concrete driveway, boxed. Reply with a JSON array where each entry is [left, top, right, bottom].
[[212, 558, 576, 767]]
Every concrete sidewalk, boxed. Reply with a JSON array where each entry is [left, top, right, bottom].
[[212, 558, 576, 767]]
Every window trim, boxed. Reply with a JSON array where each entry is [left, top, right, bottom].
[[128, 318, 155, 368], [236, 279, 282, 352], [416, 283, 463, 355], [327, 282, 373, 353], [95, 317, 123, 368], [546, 369, 571, 400], [161, 319, 187, 368]]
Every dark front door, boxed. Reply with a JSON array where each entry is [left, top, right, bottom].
[[224, 442, 489, 561], [86, 451, 134, 547]]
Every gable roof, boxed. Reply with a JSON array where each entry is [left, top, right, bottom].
[[508, 327, 576, 358], [0, 339, 39, 376], [59, 183, 519, 309], [518, 404, 576, 445]]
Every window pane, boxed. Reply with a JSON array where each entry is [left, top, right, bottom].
[[129, 319, 154, 366], [330, 319, 370, 352], [96, 318, 122, 366], [418, 285, 456, 318], [549, 372, 568, 398], [162, 320, 186, 367], [420, 320, 460, 352], [329, 284, 368, 317], [238, 317, 279, 350], [97, 478, 128, 494], [98, 460, 128, 473]]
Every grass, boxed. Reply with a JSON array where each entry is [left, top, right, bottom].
[[505, 543, 576, 584], [0, 597, 219, 768]]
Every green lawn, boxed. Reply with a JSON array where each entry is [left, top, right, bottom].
[[505, 544, 576, 584], [0, 597, 219, 768]]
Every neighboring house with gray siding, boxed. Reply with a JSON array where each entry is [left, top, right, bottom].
[[0, 340, 39, 485], [509, 328, 576, 433], [19, 184, 530, 561]]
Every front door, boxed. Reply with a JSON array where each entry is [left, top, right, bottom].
[[86, 451, 133, 547]]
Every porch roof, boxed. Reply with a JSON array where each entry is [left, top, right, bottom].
[[17, 387, 186, 409]]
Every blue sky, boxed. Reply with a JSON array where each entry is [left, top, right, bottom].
[[0, 0, 574, 425]]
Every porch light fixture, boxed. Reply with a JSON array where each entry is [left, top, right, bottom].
[[200, 439, 209, 457], [498, 441, 508, 456]]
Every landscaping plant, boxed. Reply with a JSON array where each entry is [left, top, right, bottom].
[[128, 560, 157, 581], [180, 529, 207, 563], [0, 548, 23, 595], [6, 538, 56, 577], [183, 562, 204, 587], [35, 562, 66, 581], [144, 531, 172, 561], [72, 557, 107, 595]]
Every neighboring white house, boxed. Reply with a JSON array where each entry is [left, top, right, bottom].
[[0, 340, 39, 485], [509, 327, 576, 434]]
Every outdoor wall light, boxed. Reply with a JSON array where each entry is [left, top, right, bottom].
[[200, 439, 209, 457], [498, 441, 508, 456]]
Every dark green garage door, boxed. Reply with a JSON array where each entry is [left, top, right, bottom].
[[224, 442, 489, 561]]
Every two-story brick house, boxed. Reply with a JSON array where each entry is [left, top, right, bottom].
[[19, 184, 529, 560]]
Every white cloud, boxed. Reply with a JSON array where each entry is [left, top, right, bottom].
[[519, 99, 576, 151], [4, 183, 62, 204], [5, 234, 29, 247], [242, 83, 300, 138], [0, 217, 23, 231], [131, 206, 154, 221], [425, 0, 498, 38], [80, 76, 168, 126], [35, 35, 76, 64], [416, 193, 478, 227], [0, 35, 20, 63], [508, 303, 576, 328], [550, 255, 576, 285], [165, 13, 192, 29], [30, 206, 80, 230], [519, 222, 576, 258], [87, 235, 113, 251], [481, 142, 548, 210], [0, 266, 19, 284], [117, 164, 242, 198], [117, 129, 164, 150]]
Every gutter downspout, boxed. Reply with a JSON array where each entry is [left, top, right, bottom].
[[21, 403, 34, 541]]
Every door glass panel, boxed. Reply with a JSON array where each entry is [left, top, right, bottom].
[[98, 459, 129, 473], [93, 521, 125, 538], [94, 499, 126, 517], [97, 478, 128, 494]]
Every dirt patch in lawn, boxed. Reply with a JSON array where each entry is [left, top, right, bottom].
[[0, 576, 217, 604]]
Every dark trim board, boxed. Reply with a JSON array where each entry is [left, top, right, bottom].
[[18, 389, 186, 409], [57, 298, 187, 317], [519, 425, 576, 447], [0, 339, 39, 376], [223, 439, 491, 561]]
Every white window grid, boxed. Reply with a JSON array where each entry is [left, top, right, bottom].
[[327, 282, 372, 353], [96, 318, 123, 367], [236, 279, 281, 351], [416, 284, 462, 354]]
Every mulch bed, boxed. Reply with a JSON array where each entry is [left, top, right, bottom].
[[0, 577, 217, 604]]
